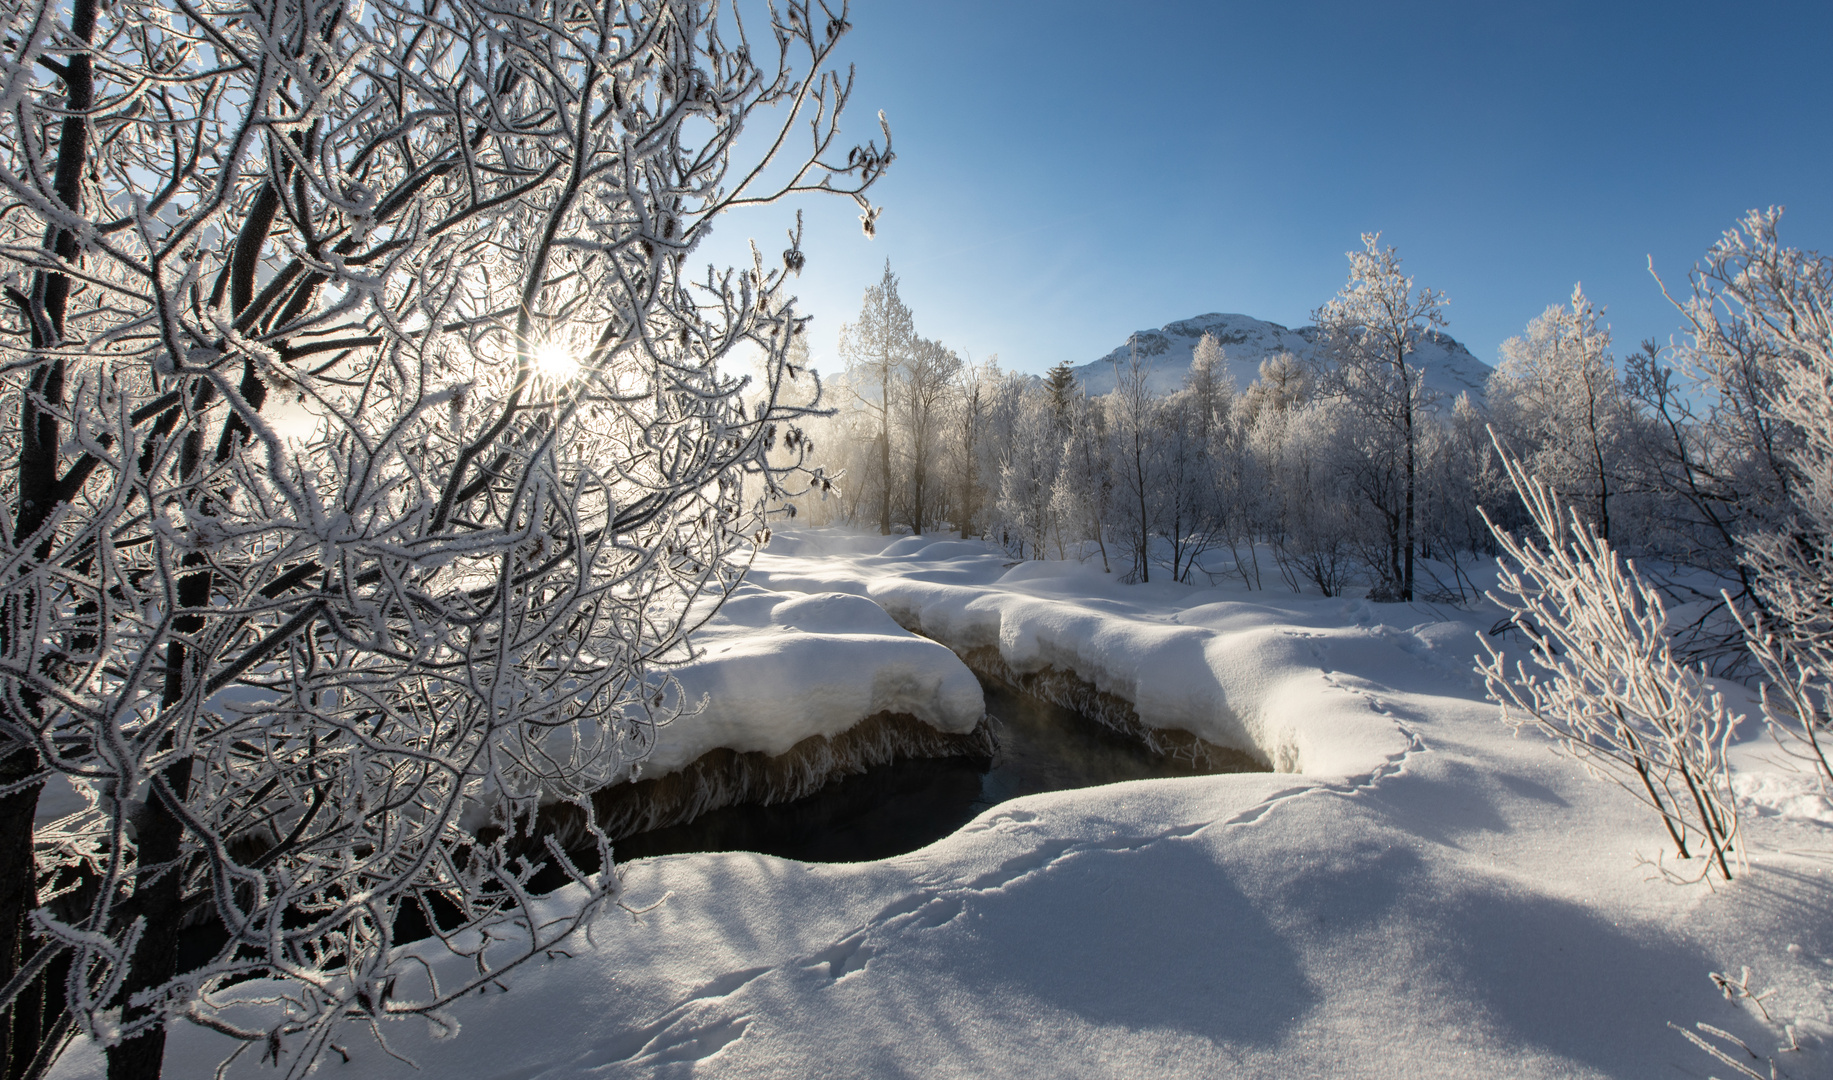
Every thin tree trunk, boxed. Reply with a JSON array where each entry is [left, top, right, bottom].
[[1400, 346, 1414, 602], [877, 389, 891, 535], [0, 748, 45, 1080], [103, 759, 192, 1080], [912, 437, 925, 535], [1587, 373, 1611, 542]]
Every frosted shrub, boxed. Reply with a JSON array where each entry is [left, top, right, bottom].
[[1480, 449, 1740, 882], [1689, 211, 1833, 787]]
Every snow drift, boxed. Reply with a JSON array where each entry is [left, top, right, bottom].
[[566, 585, 991, 841]]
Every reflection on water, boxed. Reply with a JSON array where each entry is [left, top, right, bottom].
[[614, 677, 1231, 864]]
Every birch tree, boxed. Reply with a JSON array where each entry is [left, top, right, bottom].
[[1490, 286, 1637, 543], [899, 336, 960, 534], [1054, 390, 1112, 572], [948, 354, 999, 538], [1313, 234, 1447, 602], [997, 385, 1061, 559], [839, 261, 913, 535], [1107, 343, 1160, 582]]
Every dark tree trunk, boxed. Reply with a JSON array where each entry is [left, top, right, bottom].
[[104, 545, 207, 1080], [0, 748, 45, 1080], [102, 760, 193, 1080], [2, 0, 97, 1073]]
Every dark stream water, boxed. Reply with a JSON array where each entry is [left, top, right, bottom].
[[612, 676, 1238, 864]]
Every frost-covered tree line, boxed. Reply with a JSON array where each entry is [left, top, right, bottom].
[[0, 0, 888, 1076], [798, 240, 1506, 596], [800, 221, 1833, 620]]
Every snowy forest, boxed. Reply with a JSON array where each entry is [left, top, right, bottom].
[[1, 0, 1831, 1078], [800, 224, 1819, 650]]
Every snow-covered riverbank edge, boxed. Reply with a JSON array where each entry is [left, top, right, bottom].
[[52, 531, 1833, 1079]]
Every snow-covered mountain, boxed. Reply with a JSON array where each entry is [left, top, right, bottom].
[[1069, 312, 1492, 402]]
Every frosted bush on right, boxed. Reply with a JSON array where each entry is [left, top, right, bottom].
[[1679, 210, 1833, 787], [1479, 447, 1741, 883]]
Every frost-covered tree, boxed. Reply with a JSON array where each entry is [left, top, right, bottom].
[[1185, 333, 1231, 439], [899, 336, 960, 535], [1683, 212, 1833, 783], [1155, 390, 1222, 582], [1416, 394, 1505, 599], [0, 0, 887, 1074], [1641, 209, 1833, 1080], [1237, 351, 1311, 428], [1053, 390, 1112, 572], [1207, 395, 1263, 589], [1258, 400, 1356, 596], [1107, 343, 1161, 582], [840, 262, 914, 535], [1313, 234, 1447, 601], [998, 384, 1064, 559], [947, 354, 1000, 538], [1491, 286, 1639, 543]]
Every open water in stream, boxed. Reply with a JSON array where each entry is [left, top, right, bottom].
[[613, 675, 1250, 864]]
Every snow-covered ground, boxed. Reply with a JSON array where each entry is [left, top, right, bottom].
[[51, 531, 1833, 1079]]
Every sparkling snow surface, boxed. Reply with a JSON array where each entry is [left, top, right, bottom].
[[52, 531, 1833, 1079]]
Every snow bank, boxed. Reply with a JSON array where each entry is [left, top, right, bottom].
[[643, 585, 985, 777], [750, 538, 1413, 780], [515, 580, 996, 849]]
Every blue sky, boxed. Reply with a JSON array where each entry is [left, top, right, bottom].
[[702, 1, 1833, 377]]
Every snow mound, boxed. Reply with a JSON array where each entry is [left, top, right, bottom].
[[1072, 311, 1491, 403], [646, 584, 985, 776]]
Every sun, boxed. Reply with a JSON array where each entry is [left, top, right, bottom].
[[533, 341, 581, 380]]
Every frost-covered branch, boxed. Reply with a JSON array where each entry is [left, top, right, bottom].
[[1479, 440, 1740, 883]]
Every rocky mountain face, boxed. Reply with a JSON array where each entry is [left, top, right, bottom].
[[1069, 312, 1491, 402]]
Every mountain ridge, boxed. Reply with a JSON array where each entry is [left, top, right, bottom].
[[1069, 311, 1492, 401]]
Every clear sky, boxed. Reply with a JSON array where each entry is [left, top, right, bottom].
[[701, 0, 1833, 378]]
